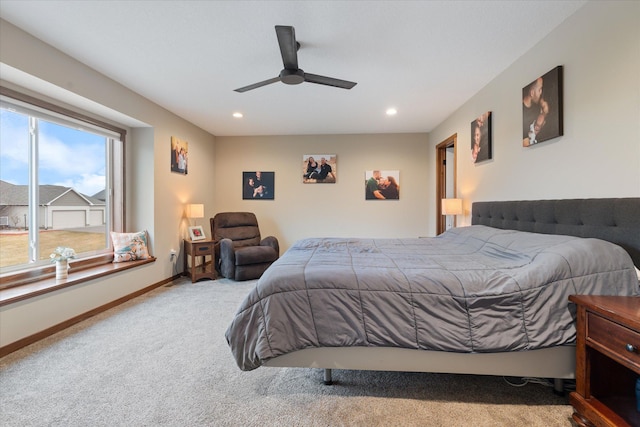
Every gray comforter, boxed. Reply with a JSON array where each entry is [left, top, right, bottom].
[[226, 226, 639, 371]]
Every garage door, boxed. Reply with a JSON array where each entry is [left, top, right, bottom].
[[89, 210, 104, 226], [52, 210, 85, 229]]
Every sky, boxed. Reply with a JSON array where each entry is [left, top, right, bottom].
[[0, 109, 107, 197]]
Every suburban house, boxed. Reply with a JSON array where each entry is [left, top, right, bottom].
[[0, 180, 105, 230], [0, 0, 638, 367]]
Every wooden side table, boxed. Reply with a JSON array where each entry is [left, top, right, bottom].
[[568, 295, 640, 427], [183, 239, 216, 283]]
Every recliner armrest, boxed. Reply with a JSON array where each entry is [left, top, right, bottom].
[[260, 236, 279, 256]]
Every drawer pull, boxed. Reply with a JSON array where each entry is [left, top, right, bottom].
[[626, 343, 637, 353]]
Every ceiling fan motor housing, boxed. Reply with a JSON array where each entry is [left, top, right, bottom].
[[280, 69, 305, 85]]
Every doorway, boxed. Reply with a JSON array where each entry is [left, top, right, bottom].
[[436, 134, 457, 235]]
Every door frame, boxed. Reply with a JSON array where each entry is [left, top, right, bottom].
[[436, 134, 457, 235]]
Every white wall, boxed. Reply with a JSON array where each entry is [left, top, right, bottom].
[[0, 20, 216, 347], [214, 134, 429, 251], [426, 1, 640, 235]]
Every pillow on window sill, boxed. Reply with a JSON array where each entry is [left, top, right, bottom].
[[110, 230, 150, 262]]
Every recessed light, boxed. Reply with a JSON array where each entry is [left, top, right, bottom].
[[233, 112, 243, 118], [386, 108, 397, 116]]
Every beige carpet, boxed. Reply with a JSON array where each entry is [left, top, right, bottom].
[[0, 277, 574, 426]]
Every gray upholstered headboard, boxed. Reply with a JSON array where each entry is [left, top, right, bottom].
[[471, 198, 640, 267]]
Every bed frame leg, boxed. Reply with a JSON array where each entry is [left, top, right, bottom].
[[553, 378, 564, 396], [323, 369, 333, 385]]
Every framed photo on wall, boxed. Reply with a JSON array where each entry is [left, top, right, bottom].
[[365, 170, 400, 200], [242, 171, 275, 199], [471, 111, 492, 163], [302, 154, 337, 183], [522, 65, 563, 147], [171, 136, 188, 174]]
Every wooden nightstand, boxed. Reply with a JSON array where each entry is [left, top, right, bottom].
[[183, 239, 216, 283], [569, 295, 640, 427]]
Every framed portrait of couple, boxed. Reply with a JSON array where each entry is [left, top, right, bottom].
[[365, 170, 400, 200], [302, 154, 337, 183]]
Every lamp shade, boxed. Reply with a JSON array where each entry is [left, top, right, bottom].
[[441, 198, 463, 216], [186, 203, 204, 219]]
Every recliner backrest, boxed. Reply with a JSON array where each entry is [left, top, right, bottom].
[[211, 212, 261, 248]]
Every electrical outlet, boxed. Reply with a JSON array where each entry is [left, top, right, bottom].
[[169, 249, 177, 261]]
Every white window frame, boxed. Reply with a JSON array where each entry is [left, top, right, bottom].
[[0, 86, 126, 284]]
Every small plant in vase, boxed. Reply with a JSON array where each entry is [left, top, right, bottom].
[[50, 247, 76, 280]]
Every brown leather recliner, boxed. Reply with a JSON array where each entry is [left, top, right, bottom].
[[210, 212, 279, 281]]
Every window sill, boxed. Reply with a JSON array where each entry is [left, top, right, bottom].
[[0, 257, 156, 307]]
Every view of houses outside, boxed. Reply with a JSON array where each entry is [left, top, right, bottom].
[[0, 108, 108, 269]]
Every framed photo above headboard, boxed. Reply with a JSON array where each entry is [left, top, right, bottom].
[[522, 65, 563, 147]]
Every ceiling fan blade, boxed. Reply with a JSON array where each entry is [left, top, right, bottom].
[[275, 25, 299, 70], [234, 77, 281, 93], [304, 73, 357, 89]]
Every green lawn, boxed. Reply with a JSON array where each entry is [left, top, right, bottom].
[[0, 230, 107, 268]]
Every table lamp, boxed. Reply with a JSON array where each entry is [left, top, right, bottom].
[[186, 203, 204, 226], [441, 198, 463, 230]]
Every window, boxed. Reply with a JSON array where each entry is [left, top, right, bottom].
[[0, 87, 125, 283]]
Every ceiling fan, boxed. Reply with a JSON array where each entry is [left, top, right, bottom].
[[234, 25, 357, 93]]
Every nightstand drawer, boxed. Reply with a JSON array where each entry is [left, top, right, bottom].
[[587, 312, 640, 368], [196, 245, 212, 253]]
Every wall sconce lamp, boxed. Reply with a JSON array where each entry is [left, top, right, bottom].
[[186, 203, 204, 226], [441, 198, 463, 230]]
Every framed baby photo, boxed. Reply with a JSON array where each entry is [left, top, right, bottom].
[[242, 171, 275, 200], [188, 225, 206, 241], [302, 154, 337, 183]]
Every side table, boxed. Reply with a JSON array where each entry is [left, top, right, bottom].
[[569, 295, 640, 427], [183, 239, 216, 283]]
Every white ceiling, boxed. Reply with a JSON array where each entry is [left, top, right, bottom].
[[0, 1, 586, 136]]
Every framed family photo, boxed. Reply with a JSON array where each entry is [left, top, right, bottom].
[[242, 171, 275, 200], [171, 136, 188, 174], [302, 154, 337, 183], [522, 65, 563, 147], [471, 111, 492, 163], [365, 170, 400, 200], [188, 225, 206, 241]]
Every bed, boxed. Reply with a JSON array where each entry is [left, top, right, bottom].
[[225, 198, 640, 391]]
